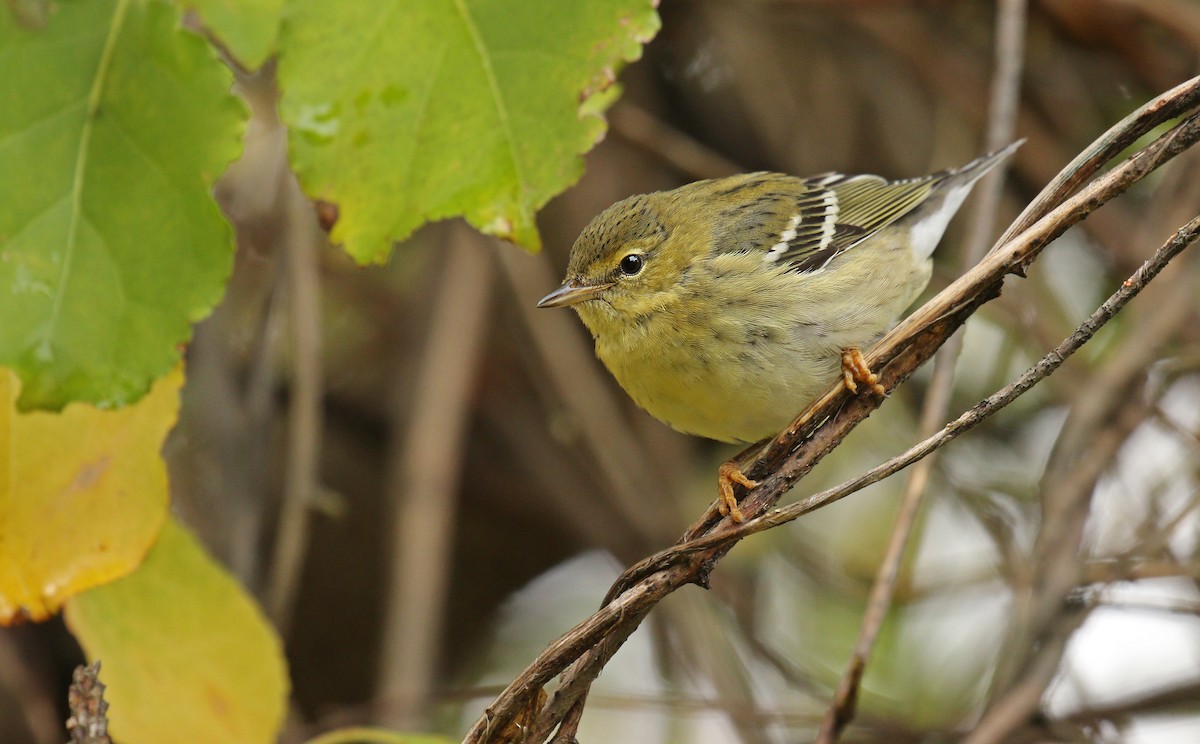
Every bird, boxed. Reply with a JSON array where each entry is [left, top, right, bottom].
[[538, 142, 1021, 521]]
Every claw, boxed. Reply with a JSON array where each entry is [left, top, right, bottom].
[[717, 460, 757, 522], [841, 347, 886, 397]]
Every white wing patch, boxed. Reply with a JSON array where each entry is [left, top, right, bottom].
[[817, 189, 839, 251], [762, 213, 802, 263]]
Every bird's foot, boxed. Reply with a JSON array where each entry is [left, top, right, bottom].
[[841, 347, 886, 397], [717, 460, 758, 523]]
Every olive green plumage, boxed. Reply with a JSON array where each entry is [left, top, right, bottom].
[[539, 142, 1020, 444]]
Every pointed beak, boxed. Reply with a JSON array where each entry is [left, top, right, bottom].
[[536, 279, 613, 308]]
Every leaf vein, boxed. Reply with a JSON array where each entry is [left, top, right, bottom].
[[452, 0, 525, 201], [43, 0, 131, 354]]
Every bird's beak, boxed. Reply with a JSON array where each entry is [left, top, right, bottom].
[[536, 279, 613, 308]]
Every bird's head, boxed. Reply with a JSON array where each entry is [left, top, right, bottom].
[[537, 192, 701, 334]]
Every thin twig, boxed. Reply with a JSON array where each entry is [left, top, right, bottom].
[[609, 102, 743, 180], [264, 173, 327, 632], [630, 214, 1200, 581], [462, 77, 1200, 743], [979, 231, 1200, 732], [470, 207, 1200, 743], [1063, 680, 1200, 726], [540, 214, 1199, 742], [814, 3, 1028, 739]]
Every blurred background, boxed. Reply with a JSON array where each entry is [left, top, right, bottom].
[[4, 0, 1200, 742]]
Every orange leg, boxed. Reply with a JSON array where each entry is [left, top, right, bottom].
[[841, 347, 886, 397], [717, 460, 758, 523]]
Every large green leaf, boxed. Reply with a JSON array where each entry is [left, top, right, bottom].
[[277, 0, 661, 263], [0, 0, 244, 410]]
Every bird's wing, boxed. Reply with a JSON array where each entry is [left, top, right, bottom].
[[763, 173, 938, 272], [705, 142, 1020, 273], [704, 171, 938, 273]]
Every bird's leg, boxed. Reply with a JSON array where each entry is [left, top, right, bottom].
[[717, 460, 757, 523], [841, 347, 886, 396]]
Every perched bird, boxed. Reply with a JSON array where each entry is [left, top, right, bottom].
[[538, 142, 1020, 521]]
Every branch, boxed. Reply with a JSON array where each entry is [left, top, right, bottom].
[[265, 171, 328, 631], [377, 226, 495, 728], [66, 662, 110, 744], [815, 1, 1029, 738], [461, 75, 1200, 744]]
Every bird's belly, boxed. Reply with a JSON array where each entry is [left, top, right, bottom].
[[598, 327, 846, 444], [588, 243, 929, 443]]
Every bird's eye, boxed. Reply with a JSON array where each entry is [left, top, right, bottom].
[[618, 253, 644, 276]]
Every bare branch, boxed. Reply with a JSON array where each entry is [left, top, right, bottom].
[[815, 2, 1029, 739], [265, 171, 328, 632], [461, 76, 1200, 744], [377, 226, 494, 728]]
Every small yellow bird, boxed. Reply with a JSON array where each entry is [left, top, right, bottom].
[[538, 143, 1020, 521]]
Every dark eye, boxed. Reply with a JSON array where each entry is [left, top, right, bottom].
[[618, 253, 644, 276]]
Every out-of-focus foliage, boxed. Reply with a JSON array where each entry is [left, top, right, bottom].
[[64, 518, 289, 744], [0, 367, 178, 623], [304, 727, 454, 744]]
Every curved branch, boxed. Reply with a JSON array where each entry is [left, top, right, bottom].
[[461, 75, 1200, 744]]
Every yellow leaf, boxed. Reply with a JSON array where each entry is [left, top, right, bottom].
[[64, 518, 289, 744], [0, 366, 179, 623]]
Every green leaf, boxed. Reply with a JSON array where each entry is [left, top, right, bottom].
[[64, 518, 289, 744], [277, 0, 661, 263], [305, 728, 454, 744], [0, 0, 245, 410], [185, 0, 283, 70]]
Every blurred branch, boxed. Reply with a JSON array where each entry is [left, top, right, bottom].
[[1086, 558, 1200, 583], [962, 600, 1091, 744], [855, 9, 1141, 261], [377, 225, 494, 729], [661, 594, 772, 744], [815, 2, 1028, 740], [1062, 680, 1200, 726], [609, 101, 742, 180], [0, 632, 60, 744], [968, 394, 1154, 744], [265, 174, 328, 632], [462, 77, 1200, 744], [1095, 597, 1200, 616], [980, 152, 1200, 734]]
